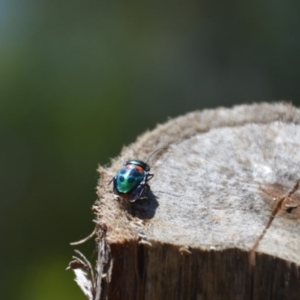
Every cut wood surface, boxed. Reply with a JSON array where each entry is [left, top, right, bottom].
[[76, 103, 300, 300]]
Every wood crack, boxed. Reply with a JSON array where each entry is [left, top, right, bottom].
[[250, 180, 300, 265]]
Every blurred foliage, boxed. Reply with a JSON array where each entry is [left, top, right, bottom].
[[0, 0, 299, 299]]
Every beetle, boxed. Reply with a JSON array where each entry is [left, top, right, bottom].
[[109, 159, 154, 202]]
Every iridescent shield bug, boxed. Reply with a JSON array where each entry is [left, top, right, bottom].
[[109, 148, 167, 202], [109, 159, 153, 202]]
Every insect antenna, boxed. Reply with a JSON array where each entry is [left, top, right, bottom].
[[128, 147, 140, 160], [146, 147, 169, 165]]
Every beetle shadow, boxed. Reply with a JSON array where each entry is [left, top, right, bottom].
[[126, 189, 159, 219]]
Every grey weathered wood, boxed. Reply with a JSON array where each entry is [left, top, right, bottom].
[[93, 103, 300, 300]]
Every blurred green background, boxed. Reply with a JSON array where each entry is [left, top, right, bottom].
[[1, 0, 299, 299]]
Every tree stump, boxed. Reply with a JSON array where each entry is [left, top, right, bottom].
[[70, 103, 300, 300]]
